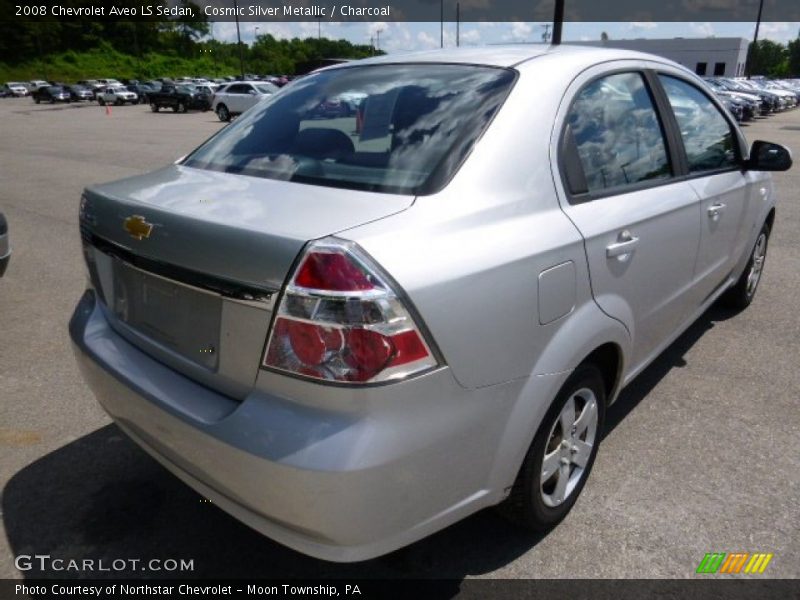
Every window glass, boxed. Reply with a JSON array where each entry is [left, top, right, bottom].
[[567, 72, 671, 193], [659, 75, 738, 173], [184, 64, 515, 195]]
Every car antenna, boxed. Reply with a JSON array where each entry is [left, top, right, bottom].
[[552, 0, 564, 45]]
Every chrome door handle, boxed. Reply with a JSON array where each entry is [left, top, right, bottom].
[[606, 231, 639, 259], [708, 203, 726, 221]]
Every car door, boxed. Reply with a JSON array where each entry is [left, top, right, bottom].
[[225, 84, 247, 113], [554, 67, 702, 374], [655, 74, 755, 304], [239, 84, 258, 112]]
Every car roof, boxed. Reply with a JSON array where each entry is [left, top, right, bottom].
[[324, 44, 678, 71]]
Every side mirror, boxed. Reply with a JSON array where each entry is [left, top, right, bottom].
[[745, 140, 792, 172]]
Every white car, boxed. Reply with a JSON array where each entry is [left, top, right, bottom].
[[97, 86, 138, 106], [28, 80, 49, 92], [5, 82, 29, 97], [211, 81, 279, 121]]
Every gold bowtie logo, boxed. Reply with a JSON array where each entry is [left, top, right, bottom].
[[123, 215, 153, 240]]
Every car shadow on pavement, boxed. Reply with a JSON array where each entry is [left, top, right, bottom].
[[604, 304, 739, 436], [3, 305, 738, 581]]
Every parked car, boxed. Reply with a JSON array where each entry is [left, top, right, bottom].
[[148, 84, 207, 113], [0, 212, 8, 277], [76, 80, 103, 94], [71, 46, 791, 563], [4, 82, 29, 97], [27, 80, 50, 92], [68, 85, 95, 102], [211, 81, 279, 121], [97, 85, 138, 106], [32, 85, 71, 103], [126, 83, 156, 104]]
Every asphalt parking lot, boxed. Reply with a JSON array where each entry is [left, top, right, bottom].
[[0, 97, 798, 580]]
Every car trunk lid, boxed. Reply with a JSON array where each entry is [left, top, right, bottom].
[[80, 164, 413, 400]]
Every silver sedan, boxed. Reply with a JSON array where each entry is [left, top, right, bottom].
[[70, 46, 791, 562]]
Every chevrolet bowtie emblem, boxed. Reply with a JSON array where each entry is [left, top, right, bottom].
[[123, 215, 153, 240]]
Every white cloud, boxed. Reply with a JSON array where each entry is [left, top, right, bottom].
[[368, 22, 389, 37], [759, 22, 800, 42], [460, 29, 481, 44], [628, 22, 658, 30], [689, 22, 715, 37], [417, 31, 438, 49], [509, 21, 532, 41]]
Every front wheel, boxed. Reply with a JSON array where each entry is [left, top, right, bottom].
[[499, 364, 606, 532], [721, 223, 770, 310], [177, 101, 186, 113], [98, 98, 105, 106], [216, 104, 230, 122], [150, 103, 159, 112]]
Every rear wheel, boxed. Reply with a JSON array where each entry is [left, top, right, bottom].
[[177, 101, 186, 113], [499, 364, 606, 531], [98, 98, 105, 106], [216, 104, 230, 122], [150, 103, 159, 112], [721, 223, 770, 310]]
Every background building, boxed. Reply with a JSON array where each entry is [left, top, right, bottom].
[[575, 37, 750, 77]]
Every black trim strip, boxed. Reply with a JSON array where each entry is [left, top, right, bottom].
[[86, 233, 277, 302]]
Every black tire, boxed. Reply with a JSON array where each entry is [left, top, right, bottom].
[[98, 98, 105, 106], [133, 98, 139, 105], [115, 98, 122, 106], [150, 103, 159, 112], [720, 222, 771, 311], [35, 98, 40, 104], [216, 104, 230, 122], [177, 101, 186, 113], [499, 364, 606, 532], [172, 104, 179, 113]]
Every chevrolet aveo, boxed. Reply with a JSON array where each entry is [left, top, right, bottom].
[[70, 46, 792, 561]]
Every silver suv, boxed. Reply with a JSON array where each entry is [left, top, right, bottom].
[[70, 46, 791, 562]]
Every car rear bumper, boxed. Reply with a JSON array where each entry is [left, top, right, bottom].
[[69, 289, 542, 561]]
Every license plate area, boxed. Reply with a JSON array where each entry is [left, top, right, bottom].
[[109, 258, 222, 370]]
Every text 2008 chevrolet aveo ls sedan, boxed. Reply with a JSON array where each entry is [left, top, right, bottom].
[[70, 46, 792, 561]]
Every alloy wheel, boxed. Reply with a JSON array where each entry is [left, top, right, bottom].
[[746, 232, 767, 298], [540, 388, 599, 508]]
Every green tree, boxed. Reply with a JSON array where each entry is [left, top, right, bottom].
[[747, 39, 788, 77], [788, 38, 800, 77]]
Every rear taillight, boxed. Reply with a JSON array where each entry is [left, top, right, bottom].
[[262, 238, 438, 384]]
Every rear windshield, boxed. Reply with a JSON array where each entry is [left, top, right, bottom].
[[183, 64, 516, 195]]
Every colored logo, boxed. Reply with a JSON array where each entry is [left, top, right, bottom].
[[123, 215, 153, 240], [696, 552, 773, 574]]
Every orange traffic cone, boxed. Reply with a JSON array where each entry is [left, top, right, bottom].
[[105, 104, 111, 116]]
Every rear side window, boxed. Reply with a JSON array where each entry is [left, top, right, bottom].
[[658, 75, 739, 173], [566, 72, 671, 194], [184, 64, 516, 195]]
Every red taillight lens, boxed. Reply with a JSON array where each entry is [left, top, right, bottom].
[[294, 251, 376, 291], [262, 239, 438, 384]]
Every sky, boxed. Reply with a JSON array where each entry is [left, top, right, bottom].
[[210, 21, 800, 53]]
